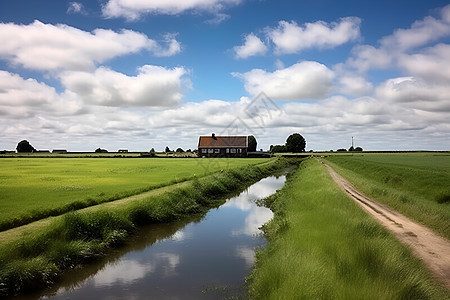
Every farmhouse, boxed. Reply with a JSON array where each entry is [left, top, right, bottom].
[[198, 134, 248, 157]]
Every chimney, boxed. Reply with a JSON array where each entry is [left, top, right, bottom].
[[212, 133, 216, 139]]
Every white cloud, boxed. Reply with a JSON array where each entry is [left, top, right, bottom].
[[376, 77, 450, 112], [233, 61, 335, 100], [233, 33, 268, 59], [102, 0, 242, 21], [267, 17, 361, 54], [67, 2, 86, 15], [0, 20, 181, 72], [60, 65, 189, 107], [0, 70, 83, 118], [337, 74, 373, 96], [380, 5, 450, 51], [347, 5, 450, 73], [398, 43, 450, 84]]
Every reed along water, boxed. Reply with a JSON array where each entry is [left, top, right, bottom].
[[21, 175, 286, 300]]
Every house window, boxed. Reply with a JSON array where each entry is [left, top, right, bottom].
[[231, 149, 236, 153], [202, 149, 207, 154], [226, 148, 230, 153], [208, 149, 214, 153], [238, 149, 242, 153], [214, 149, 220, 153]]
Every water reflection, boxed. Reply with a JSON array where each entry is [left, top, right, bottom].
[[26, 175, 286, 300]]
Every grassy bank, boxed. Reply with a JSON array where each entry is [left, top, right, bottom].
[[0, 157, 268, 231], [324, 154, 450, 239], [0, 157, 293, 297], [249, 158, 448, 299]]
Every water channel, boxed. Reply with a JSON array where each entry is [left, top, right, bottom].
[[22, 175, 286, 300]]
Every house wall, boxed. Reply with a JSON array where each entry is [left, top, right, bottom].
[[198, 147, 247, 157]]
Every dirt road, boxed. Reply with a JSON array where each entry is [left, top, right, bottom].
[[324, 163, 450, 290]]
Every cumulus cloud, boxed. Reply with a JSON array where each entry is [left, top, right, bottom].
[[398, 43, 450, 84], [376, 77, 450, 112], [233, 61, 335, 100], [60, 65, 189, 107], [347, 5, 450, 73], [67, 2, 86, 15], [233, 33, 268, 59], [267, 17, 361, 54], [102, 0, 242, 21], [0, 20, 181, 72], [0, 71, 83, 118]]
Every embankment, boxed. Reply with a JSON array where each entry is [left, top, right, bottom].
[[249, 158, 448, 299], [0, 157, 296, 297]]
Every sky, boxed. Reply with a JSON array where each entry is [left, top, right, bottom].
[[1, 0, 450, 152]]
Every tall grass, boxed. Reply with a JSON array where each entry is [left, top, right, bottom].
[[249, 158, 448, 299], [0, 157, 295, 297], [0, 157, 269, 231], [324, 154, 450, 239]]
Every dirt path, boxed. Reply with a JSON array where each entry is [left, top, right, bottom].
[[324, 163, 450, 290]]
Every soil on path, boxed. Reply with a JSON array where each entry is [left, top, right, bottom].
[[324, 162, 450, 290]]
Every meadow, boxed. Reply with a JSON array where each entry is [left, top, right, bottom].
[[0, 157, 268, 230], [249, 158, 449, 299], [324, 153, 450, 239], [0, 157, 292, 296]]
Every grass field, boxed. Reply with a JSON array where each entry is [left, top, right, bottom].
[[0, 157, 291, 297], [324, 153, 450, 239], [249, 158, 449, 299], [0, 157, 269, 230]]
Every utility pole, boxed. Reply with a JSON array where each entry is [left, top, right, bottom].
[[352, 136, 354, 156]]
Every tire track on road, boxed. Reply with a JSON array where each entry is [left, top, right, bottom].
[[324, 162, 450, 290]]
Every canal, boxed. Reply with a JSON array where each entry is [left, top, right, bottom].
[[25, 175, 286, 299]]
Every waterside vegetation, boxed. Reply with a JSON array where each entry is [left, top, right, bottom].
[[0, 157, 268, 231], [0, 157, 294, 297], [249, 158, 448, 299], [324, 154, 450, 239]]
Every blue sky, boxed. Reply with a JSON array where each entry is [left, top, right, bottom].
[[1, 0, 450, 151]]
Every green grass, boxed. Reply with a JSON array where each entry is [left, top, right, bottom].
[[249, 158, 448, 299], [0, 158, 293, 297], [324, 154, 450, 239], [0, 157, 268, 230]]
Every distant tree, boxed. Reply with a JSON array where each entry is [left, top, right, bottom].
[[337, 148, 347, 152], [16, 140, 35, 153], [270, 145, 287, 153], [149, 148, 156, 157], [355, 147, 363, 152], [165, 146, 171, 153], [95, 148, 108, 153], [186, 149, 192, 153], [247, 135, 257, 152], [176, 147, 184, 153], [349, 146, 355, 152], [286, 133, 306, 153]]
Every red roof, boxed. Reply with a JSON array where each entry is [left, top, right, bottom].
[[198, 135, 247, 148]]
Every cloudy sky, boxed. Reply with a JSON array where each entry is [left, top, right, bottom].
[[1, 0, 450, 152]]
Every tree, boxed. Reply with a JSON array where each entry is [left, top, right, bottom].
[[16, 140, 35, 153], [248, 135, 257, 152], [149, 148, 156, 157], [286, 133, 306, 153], [95, 148, 108, 153], [176, 147, 184, 153], [355, 147, 363, 152], [270, 145, 287, 153], [165, 146, 171, 153]]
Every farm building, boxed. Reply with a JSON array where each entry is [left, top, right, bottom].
[[198, 134, 248, 157]]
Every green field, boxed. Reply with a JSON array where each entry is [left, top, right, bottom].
[[324, 153, 450, 239], [0, 157, 269, 230], [249, 158, 448, 299], [0, 157, 289, 297]]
